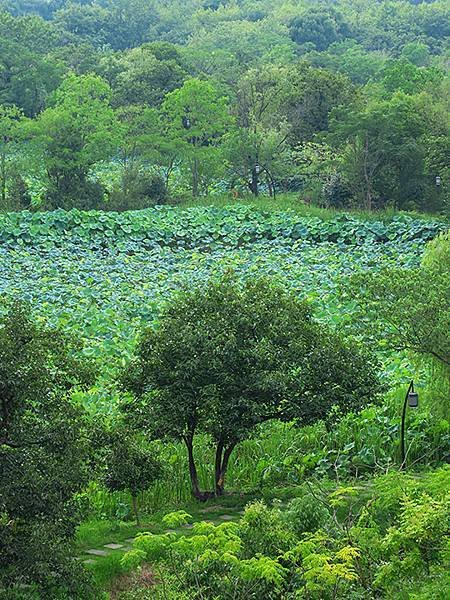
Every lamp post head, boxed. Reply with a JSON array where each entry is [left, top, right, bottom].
[[408, 391, 419, 408]]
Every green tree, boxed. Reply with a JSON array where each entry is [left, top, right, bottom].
[[282, 62, 355, 144], [329, 91, 447, 210], [0, 302, 96, 597], [36, 73, 121, 209], [112, 42, 186, 108], [306, 41, 386, 85], [232, 65, 292, 195], [161, 78, 232, 196], [381, 59, 444, 95], [344, 232, 450, 393], [289, 7, 351, 51], [104, 428, 163, 525], [121, 275, 380, 500], [117, 105, 183, 196], [223, 126, 291, 197], [0, 104, 27, 208], [401, 41, 431, 67], [0, 11, 66, 116], [186, 18, 295, 72]]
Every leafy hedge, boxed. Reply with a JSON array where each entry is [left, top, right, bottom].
[[0, 206, 445, 250]]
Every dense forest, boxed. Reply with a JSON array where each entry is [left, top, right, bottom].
[[0, 0, 448, 212], [0, 2, 449, 600]]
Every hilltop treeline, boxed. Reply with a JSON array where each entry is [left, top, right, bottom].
[[0, 0, 448, 212]]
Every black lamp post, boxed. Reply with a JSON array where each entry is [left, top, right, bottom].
[[400, 380, 419, 470]]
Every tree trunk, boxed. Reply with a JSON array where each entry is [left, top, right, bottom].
[[214, 442, 236, 497], [184, 434, 204, 500], [192, 156, 199, 197], [362, 134, 372, 211], [250, 168, 259, 197], [165, 160, 174, 193], [214, 440, 224, 496], [131, 494, 140, 526]]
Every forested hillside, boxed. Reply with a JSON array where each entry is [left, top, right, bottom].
[[0, 0, 448, 212]]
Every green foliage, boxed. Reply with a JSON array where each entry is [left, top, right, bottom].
[[108, 170, 168, 212], [289, 7, 351, 51], [161, 78, 232, 196], [0, 302, 97, 597], [0, 206, 443, 249], [35, 73, 121, 209], [121, 273, 380, 498], [104, 429, 163, 524], [0, 2, 449, 597], [0, 0, 448, 210], [238, 500, 293, 558], [119, 549, 146, 572], [344, 232, 450, 392], [374, 491, 450, 594], [120, 471, 450, 599], [111, 43, 187, 108], [284, 494, 331, 536], [161, 510, 192, 529], [6, 170, 31, 210], [329, 91, 448, 211], [0, 105, 29, 208]]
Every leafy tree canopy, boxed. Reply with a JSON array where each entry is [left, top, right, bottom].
[[121, 275, 380, 499]]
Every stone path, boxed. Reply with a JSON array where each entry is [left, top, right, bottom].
[[80, 513, 240, 566]]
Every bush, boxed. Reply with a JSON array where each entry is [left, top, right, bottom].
[[45, 176, 106, 210], [322, 173, 353, 208], [107, 171, 168, 211], [285, 493, 331, 535], [238, 501, 294, 559], [6, 171, 32, 210]]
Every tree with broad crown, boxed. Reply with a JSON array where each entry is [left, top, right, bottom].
[[35, 73, 121, 209], [161, 78, 232, 196], [121, 275, 381, 501]]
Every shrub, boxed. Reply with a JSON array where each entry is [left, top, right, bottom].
[[107, 171, 167, 211], [104, 428, 163, 525], [238, 501, 294, 559], [285, 493, 331, 535], [120, 549, 147, 572], [161, 511, 192, 529], [7, 171, 32, 210], [45, 176, 106, 210], [322, 173, 353, 208]]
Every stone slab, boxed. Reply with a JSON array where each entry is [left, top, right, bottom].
[[85, 549, 109, 557], [104, 543, 124, 550]]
